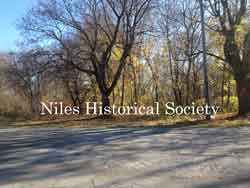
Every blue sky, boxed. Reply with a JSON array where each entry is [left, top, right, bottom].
[[0, 0, 34, 52]]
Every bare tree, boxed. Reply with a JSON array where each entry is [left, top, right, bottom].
[[20, 0, 153, 113], [6, 50, 51, 115], [159, 0, 202, 105]]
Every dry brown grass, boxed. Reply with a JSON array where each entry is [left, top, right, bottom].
[[1, 112, 249, 129]]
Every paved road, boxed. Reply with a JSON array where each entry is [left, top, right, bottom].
[[0, 127, 250, 188]]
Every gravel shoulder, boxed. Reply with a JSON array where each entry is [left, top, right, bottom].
[[1, 127, 250, 188]]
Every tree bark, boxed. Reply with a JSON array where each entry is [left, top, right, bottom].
[[120, 69, 125, 106], [155, 84, 159, 102], [101, 92, 110, 115], [223, 31, 250, 115], [227, 80, 231, 111], [221, 64, 226, 107], [236, 78, 250, 115]]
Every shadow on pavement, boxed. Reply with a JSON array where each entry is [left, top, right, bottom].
[[0, 126, 250, 187]]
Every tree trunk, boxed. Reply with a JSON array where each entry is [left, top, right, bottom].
[[30, 93, 40, 117], [236, 78, 250, 115], [221, 64, 226, 108], [223, 31, 250, 116], [227, 80, 231, 111], [132, 65, 138, 104], [155, 84, 159, 102], [185, 57, 192, 105], [120, 70, 125, 106], [101, 92, 110, 115]]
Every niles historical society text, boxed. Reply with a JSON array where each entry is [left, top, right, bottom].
[[40, 102, 220, 116]]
